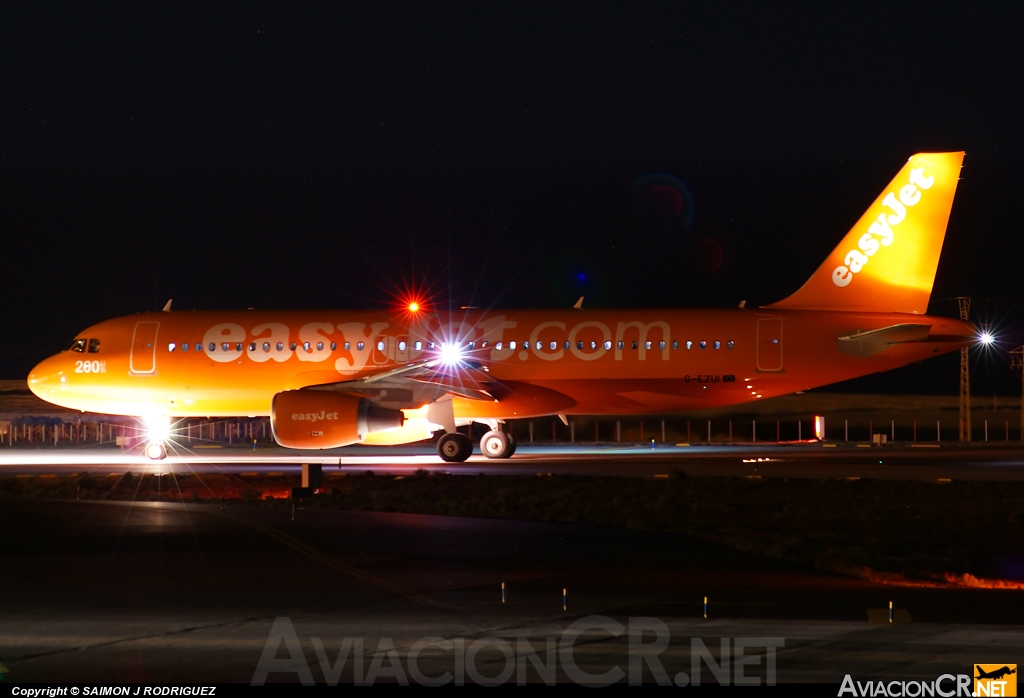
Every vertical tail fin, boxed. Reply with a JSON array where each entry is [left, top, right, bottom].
[[766, 152, 965, 314]]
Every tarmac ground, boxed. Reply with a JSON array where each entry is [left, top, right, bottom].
[[2, 498, 1022, 685]]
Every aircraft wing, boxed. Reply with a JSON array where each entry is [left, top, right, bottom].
[[304, 358, 500, 408], [304, 358, 577, 417]]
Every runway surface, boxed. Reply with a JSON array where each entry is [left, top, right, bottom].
[[2, 500, 1022, 684], [2, 441, 1024, 480]]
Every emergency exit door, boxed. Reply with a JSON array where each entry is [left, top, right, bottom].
[[756, 317, 784, 372], [130, 322, 160, 374]]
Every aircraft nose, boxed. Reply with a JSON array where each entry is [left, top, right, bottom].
[[28, 356, 62, 398]]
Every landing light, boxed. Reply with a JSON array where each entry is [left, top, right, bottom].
[[141, 413, 171, 443], [979, 332, 994, 346], [408, 302, 420, 312]]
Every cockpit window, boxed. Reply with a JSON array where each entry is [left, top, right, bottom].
[[87, 338, 101, 354], [65, 338, 87, 353]]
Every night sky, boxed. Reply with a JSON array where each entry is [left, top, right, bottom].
[[3, 3, 1023, 394]]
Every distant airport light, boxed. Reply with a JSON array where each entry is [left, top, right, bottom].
[[979, 332, 994, 346], [814, 415, 825, 440]]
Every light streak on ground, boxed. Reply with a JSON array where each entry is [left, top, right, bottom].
[[4, 443, 1024, 479]]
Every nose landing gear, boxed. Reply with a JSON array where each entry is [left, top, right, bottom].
[[145, 441, 168, 460]]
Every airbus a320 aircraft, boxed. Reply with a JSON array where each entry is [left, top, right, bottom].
[[29, 152, 979, 462]]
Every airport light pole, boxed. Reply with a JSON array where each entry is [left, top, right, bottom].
[[956, 297, 972, 441], [1010, 346, 1024, 441]]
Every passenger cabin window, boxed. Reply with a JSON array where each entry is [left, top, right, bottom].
[[468, 342, 475, 350], [209, 343, 216, 352], [67, 338, 87, 353], [727, 340, 734, 349], [617, 341, 624, 350], [168, 343, 176, 352], [290, 342, 297, 351], [590, 341, 597, 350], [700, 341, 707, 349], [357, 342, 365, 351], [87, 338, 101, 353], [414, 341, 422, 351], [523, 341, 530, 350], [263, 342, 271, 352], [509, 341, 517, 350], [686, 341, 693, 350], [221, 343, 230, 352], [196, 342, 203, 353], [658, 341, 666, 350], [277, 342, 284, 351], [604, 340, 612, 350], [248, 342, 257, 352], [631, 341, 638, 350], [377, 340, 385, 351], [672, 341, 679, 350], [645, 341, 652, 350], [317, 342, 325, 352], [182, 343, 189, 352], [344, 342, 351, 351], [495, 341, 503, 351], [330, 342, 336, 351], [714, 340, 721, 350]]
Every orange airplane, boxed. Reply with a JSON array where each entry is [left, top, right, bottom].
[[29, 152, 979, 462]]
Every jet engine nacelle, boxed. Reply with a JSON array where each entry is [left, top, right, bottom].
[[271, 390, 404, 449]]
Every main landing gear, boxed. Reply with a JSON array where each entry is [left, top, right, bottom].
[[480, 430, 516, 459], [437, 432, 473, 462], [435, 429, 517, 462]]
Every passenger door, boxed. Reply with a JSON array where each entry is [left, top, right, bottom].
[[130, 322, 160, 374]]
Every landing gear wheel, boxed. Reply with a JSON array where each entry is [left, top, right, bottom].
[[437, 433, 473, 462], [507, 433, 517, 457], [145, 442, 167, 460], [480, 430, 513, 459]]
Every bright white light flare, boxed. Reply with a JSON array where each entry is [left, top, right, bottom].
[[979, 332, 994, 346], [142, 413, 171, 443], [438, 342, 463, 366]]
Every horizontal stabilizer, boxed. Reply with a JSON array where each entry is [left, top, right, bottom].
[[838, 323, 931, 356]]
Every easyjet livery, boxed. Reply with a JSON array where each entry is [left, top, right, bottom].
[[29, 152, 977, 462]]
